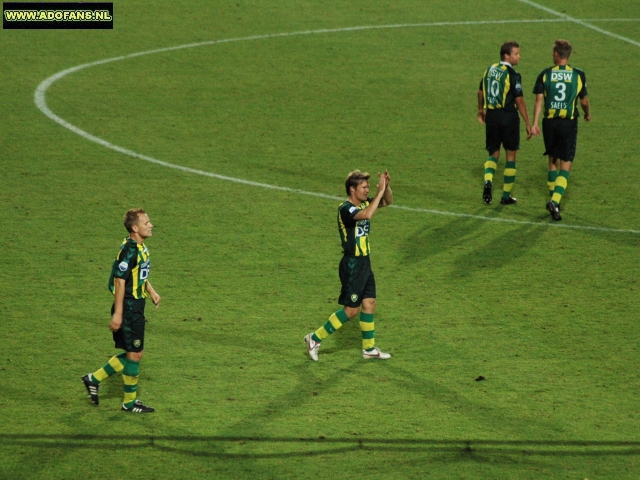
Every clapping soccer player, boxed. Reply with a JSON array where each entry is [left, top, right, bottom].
[[305, 169, 393, 361]]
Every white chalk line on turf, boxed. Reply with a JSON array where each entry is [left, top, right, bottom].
[[34, 18, 640, 235], [519, 0, 640, 48]]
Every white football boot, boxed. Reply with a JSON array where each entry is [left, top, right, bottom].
[[304, 333, 321, 361], [362, 347, 391, 360]]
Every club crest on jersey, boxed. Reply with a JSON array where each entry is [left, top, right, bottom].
[[351, 294, 358, 303], [118, 261, 128, 272]]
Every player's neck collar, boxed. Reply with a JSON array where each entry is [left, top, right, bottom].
[[500, 61, 512, 67], [127, 235, 145, 246]]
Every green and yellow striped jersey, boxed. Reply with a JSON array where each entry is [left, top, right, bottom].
[[533, 65, 588, 119], [480, 62, 523, 112], [338, 199, 371, 257], [108, 237, 150, 300]]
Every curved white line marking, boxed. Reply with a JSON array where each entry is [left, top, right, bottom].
[[34, 20, 640, 235]]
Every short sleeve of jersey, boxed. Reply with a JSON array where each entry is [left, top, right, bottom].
[[578, 70, 588, 98], [532, 70, 546, 94], [511, 69, 523, 98], [113, 242, 138, 281], [339, 202, 359, 228]]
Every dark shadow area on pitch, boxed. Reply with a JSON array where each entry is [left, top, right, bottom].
[[401, 210, 548, 277], [212, 360, 364, 442], [400, 208, 487, 264], [575, 219, 640, 248], [2, 434, 639, 460], [449, 221, 546, 280]]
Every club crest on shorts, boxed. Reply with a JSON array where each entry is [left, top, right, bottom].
[[133, 339, 141, 347], [351, 294, 358, 303]]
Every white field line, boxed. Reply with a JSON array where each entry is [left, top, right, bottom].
[[34, 18, 640, 235], [519, 0, 640, 48], [392, 205, 640, 234], [585, 19, 640, 22]]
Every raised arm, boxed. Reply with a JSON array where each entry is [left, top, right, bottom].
[[353, 172, 387, 221], [380, 169, 393, 207]]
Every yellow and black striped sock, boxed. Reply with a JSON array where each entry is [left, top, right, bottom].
[[122, 359, 140, 408], [91, 352, 126, 384], [312, 309, 350, 343], [547, 169, 558, 196], [551, 170, 570, 206], [502, 161, 516, 199], [360, 312, 375, 351], [484, 156, 497, 183]]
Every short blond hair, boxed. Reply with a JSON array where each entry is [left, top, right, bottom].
[[123, 208, 146, 233], [554, 39, 572, 59], [345, 170, 370, 196]]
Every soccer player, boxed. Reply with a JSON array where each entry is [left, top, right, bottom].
[[304, 169, 393, 361], [82, 209, 161, 413], [478, 41, 537, 205], [532, 39, 591, 221]]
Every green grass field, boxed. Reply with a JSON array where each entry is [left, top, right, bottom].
[[1, 0, 639, 478]]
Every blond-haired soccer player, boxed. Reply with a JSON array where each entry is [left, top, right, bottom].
[[532, 39, 591, 221], [82, 209, 161, 412], [305, 169, 393, 361]]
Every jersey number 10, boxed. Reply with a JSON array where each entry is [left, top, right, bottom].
[[490, 80, 501, 99]]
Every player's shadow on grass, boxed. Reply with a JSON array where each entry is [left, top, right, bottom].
[[65, 362, 640, 461], [401, 209, 487, 264], [591, 229, 640, 249], [2, 434, 639, 459], [449, 221, 546, 280], [401, 209, 547, 277]]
